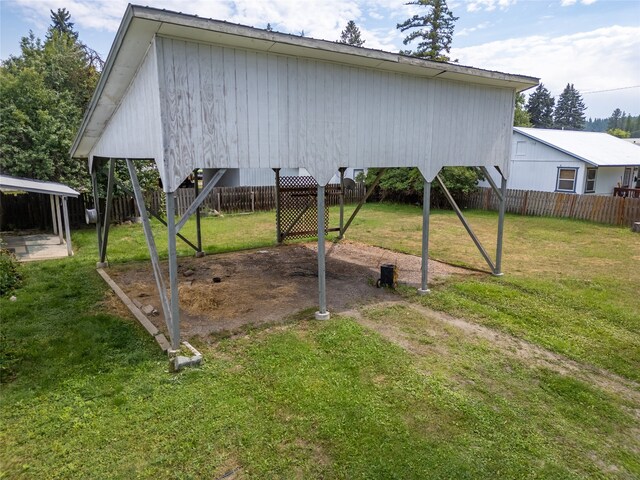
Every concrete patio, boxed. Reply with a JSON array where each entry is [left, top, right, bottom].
[[2, 234, 70, 262]]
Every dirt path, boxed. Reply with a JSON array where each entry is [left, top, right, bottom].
[[341, 300, 640, 406]]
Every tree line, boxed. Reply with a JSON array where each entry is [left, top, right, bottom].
[[585, 109, 640, 138]]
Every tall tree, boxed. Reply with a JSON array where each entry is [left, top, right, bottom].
[[553, 83, 586, 130], [514, 93, 531, 127], [526, 83, 555, 128], [397, 0, 458, 62], [607, 108, 623, 130], [338, 20, 365, 47], [0, 12, 99, 190], [46, 8, 78, 41]]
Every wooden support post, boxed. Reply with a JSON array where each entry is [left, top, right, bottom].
[[338, 167, 345, 238], [50, 195, 58, 235], [55, 196, 63, 245], [494, 169, 507, 276], [91, 170, 103, 255], [274, 168, 282, 243]]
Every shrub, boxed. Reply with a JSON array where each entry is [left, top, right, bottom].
[[0, 248, 23, 296]]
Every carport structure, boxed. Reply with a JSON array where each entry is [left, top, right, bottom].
[[0, 174, 79, 257], [70, 5, 538, 350]]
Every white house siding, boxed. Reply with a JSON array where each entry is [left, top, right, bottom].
[[155, 36, 514, 192], [479, 131, 640, 194], [90, 41, 164, 180]]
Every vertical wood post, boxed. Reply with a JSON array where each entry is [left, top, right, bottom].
[[418, 180, 431, 294], [50, 195, 58, 235], [315, 185, 330, 320], [55, 196, 63, 245], [274, 168, 282, 243], [338, 168, 345, 238]]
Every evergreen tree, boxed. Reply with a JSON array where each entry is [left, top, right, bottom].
[[0, 11, 99, 190], [338, 20, 365, 47], [553, 83, 586, 130], [514, 93, 531, 127], [46, 8, 78, 41], [526, 83, 555, 128], [608, 108, 622, 130], [397, 0, 458, 62]]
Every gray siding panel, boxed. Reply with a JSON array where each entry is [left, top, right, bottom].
[[156, 36, 514, 192]]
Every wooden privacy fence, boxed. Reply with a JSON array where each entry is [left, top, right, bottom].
[[1, 183, 367, 230], [465, 188, 640, 227]]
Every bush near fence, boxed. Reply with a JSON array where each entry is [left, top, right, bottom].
[[465, 187, 640, 227], [1, 183, 367, 230]]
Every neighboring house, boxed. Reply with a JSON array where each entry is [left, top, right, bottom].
[[203, 167, 364, 187], [481, 127, 640, 195]]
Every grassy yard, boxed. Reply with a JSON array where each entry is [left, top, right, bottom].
[[1, 204, 638, 478]]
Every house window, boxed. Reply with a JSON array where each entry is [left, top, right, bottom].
[[584, 168, 597, 193], [515, 141, 526, 156], [622, 168, 632, 187], [556, 167, 578, 192]]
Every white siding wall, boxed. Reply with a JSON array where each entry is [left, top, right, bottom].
[[156, 36, 514, 192], [90, 41, 164, 179], [479, 132, 637, 195]]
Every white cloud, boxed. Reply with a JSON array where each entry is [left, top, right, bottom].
[[561, 0, 598, 6], [457, 21, 491, 37], [451, 25, 640, 116], [466, 0, 517, 12]]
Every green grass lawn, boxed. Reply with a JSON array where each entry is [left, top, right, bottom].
[[1, 204, 638, 478]]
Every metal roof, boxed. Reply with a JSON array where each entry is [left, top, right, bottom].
[[0, 174, 80, 197], [70, 4, 539, 159], [514, 127, 640, 167]]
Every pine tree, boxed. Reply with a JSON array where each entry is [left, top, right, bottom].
[[526, 83, 555, 128], [553, 83, 586, 130], [338, 20, 365, 47], [608, 108, 622, 130], [397, 0, 458, 62], [46, 8, 78, 41]]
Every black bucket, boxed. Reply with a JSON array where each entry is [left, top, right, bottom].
[[376, 263, 398, 289]]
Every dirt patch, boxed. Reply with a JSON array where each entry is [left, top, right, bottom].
[[346, 301, 640, 405], [107, 240, 472, 340]]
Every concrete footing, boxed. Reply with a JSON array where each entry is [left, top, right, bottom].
[[417, 288, 431, 295], [491, 272, 504, 277], [195, 251, 206, 258], [169, 341, 203, 372], [632, 222, 640, 233], [96, 261, 109, 268], [315, 311, 331, 321]]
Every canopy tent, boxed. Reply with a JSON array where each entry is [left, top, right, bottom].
[[71, 5, 539, 350], [0, 174, 80, 256]]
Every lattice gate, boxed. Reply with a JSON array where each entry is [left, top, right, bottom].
[[276, 175, 340, 242]]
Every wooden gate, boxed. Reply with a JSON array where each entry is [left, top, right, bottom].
[[277, 176, 337, 242]]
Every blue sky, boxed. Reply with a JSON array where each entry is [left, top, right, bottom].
[[1, 0, 639, 118]]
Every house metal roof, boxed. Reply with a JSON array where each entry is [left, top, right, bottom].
[[514, 127, 640, 167], [70, 4, 539, 159], [0, 174, 80, 197]]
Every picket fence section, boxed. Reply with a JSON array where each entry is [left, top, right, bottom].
[[465, 188, 640, 227], [1, 183, 367, 230]]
